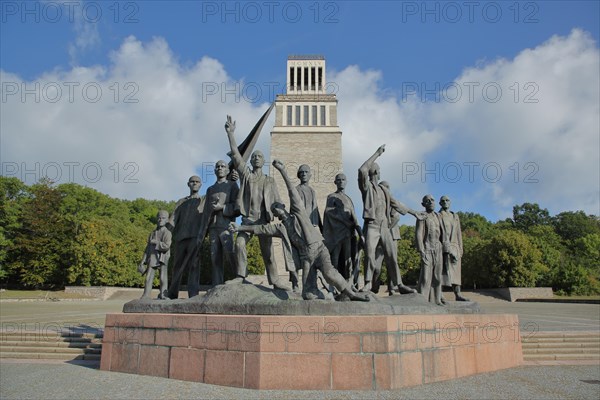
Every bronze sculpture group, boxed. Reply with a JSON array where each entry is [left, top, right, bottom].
[[138, 115, 468, 304]]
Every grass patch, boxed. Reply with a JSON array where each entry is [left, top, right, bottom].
[[0, 290, 94, 300]]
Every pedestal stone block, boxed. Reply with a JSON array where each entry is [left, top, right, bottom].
[[101, 313, 523, 390]]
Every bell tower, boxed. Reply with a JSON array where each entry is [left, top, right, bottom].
[[270, 55, 343, 215]]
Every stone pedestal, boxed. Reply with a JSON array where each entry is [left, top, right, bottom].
[[100, 313, 522, 390]]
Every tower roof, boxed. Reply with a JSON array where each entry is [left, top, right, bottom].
[[288, 55, 325, 60]]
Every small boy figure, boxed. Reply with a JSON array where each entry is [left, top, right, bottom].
[[138, 210, 172, 299]]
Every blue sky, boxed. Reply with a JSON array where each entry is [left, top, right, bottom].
[[1, 1, 599, 222]]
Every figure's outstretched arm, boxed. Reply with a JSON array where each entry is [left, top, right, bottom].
[[390, 197, 425, 220], [272, 159, 303, 212], [229, 222, 280, 238], [358, 144, 385, 190], [225, 115, 244, 169]]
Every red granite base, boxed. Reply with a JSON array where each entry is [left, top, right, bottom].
[[100, 313, 523, 390]]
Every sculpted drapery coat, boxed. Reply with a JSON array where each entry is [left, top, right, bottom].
[[440, 210, 463, 286]]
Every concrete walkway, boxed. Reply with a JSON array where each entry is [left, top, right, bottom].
[[1, 291, 599, 399], [1, 360, 599, 399]]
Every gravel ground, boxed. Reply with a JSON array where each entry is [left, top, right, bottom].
[[1, 362, 599, 400]]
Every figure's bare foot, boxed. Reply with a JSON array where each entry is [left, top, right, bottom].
[[397, 284, 417, 294], [456, 295, 470, 301]]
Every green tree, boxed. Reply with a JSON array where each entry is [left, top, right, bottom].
[[512, 202, 551, 231], [246, 235, 266, 275], [9, 179, 72, 288], [461, 234, 491, 289], [569, 233, 600, 294], [57, 184, 175, 287], [457, 211, 493, 237], [0, 177, 27, 281], [573, 233, 600, 267], [397, 225, 421, 285], [553, 211, 600, 243], [128, 198, 175, 228], [68, 217, 147, 287], [552, 260, 598, 296], [525, 225, 566, 287], [482, 229, 546, 287]]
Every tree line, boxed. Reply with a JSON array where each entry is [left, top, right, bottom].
[[1, 177, 598, 295]]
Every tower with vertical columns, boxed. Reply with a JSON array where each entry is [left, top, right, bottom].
[[270, 55, 342, 218]]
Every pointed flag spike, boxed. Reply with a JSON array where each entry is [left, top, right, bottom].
[[237, 102, 275, 162]]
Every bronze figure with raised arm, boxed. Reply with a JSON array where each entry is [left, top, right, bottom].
[[230, 160, 369, 302], [358, 144, 421, 295], [224, 116, 290, 291]]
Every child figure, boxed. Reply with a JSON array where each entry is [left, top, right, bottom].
[[138, 210, 172, 299]]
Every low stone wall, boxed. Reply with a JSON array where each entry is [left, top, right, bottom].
[[490, 287, 554, 302], [100, 313, 522, 390]]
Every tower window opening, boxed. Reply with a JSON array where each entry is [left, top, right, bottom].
[[303, 105, 309, 126], [318, 67, 323, 91], [304, 67, 309, 91], [289, 67, 295, 91]]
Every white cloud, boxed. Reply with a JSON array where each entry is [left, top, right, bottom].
[[328, 29, 599, 220], [2, 29, 598, 219], [67, 1, 101, 65], [430, 28, 600, 218], [329, 65, 443, 214], [1, 36, 270, 201]]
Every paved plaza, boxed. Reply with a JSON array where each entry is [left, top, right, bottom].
[[1, 291, 598, 333], [1, 291, 599, 399], [1, 361, 599, 400]]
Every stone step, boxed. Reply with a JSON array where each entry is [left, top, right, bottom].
[[0, 333, 103, 343], [0, 345, 101, 354], [0, 351, 101, 361], [521, 335, 600, 343], [523, 347, 600, 355], [524, 353, 600, 361], [522, 342, 600, 349], [522, 332, 599, 339], [522, 336, 599, 343], [521, 332, 599, 361], [1, 340, 102, 349], [0, 330, 104, 362]]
